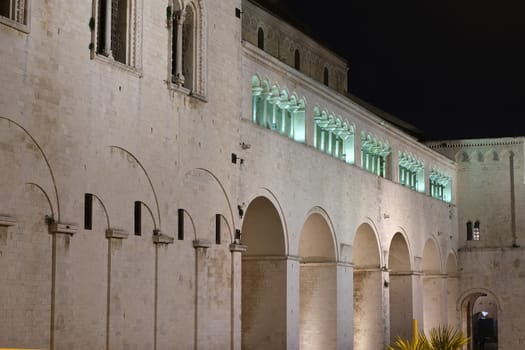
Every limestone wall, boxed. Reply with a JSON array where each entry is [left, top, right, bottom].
[[0, 0, 464, 349]]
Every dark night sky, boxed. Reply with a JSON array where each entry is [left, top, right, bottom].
[[254, 0, 525, 141]]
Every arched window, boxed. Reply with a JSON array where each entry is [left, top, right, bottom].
[[323, 67, 329, 86], [473, 221, 480, 240], [314, 109, 355, 163], [294, 49, 300, 70], [251, 76, 305, 143], [429, 168, 452, 202], [182, 6, 195, 90], [398, 152, 425, 192], [361, 132, 390, 177], [170, 1, 207, 97], [257, 27, 264, 50], [466, 221, 473, 241]]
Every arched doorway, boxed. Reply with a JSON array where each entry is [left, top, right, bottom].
[[352, 223, 384, 350], [461, 292, 499, 350], [241, 196, 287, 350], [389, 232, 413, 343], [298, 212, 337, 350], [422, 239, 443, 332]]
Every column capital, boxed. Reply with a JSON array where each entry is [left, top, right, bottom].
[[48, 222, 78, 235], [193, 239, 211, 249], [105, 228, 129, 239], [0, 214, 16, 227], [175, 9, 186, 25], [153, 231, 175, 244], [229, 243, 247, 253]]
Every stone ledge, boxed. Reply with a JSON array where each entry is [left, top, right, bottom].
[[193, 239, 211, 249], [105, 228, 129, 239], [48, 222, 77, 235], [229, 243, 247, 252], [0, 215, 17, 227], [153, 232, 175, 244]]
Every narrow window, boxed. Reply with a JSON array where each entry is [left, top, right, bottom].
[[134, 201, 141, 235], [84, 193, 93, 230], [257, 27, 264, 50], [111, 0, 128, 64], [96, 0, 135, 66], [171, 6, 195, 90], [178, 208, 184, 240], [215, 214, 221, 244], [96, 0, 108, 55], [182, 6, 194, 90], [473, 221, 480, 241], [323, 67, 329, 86], [466, 221, 473, 241], [294, 49, 300, 70], [0, 0, 27, 26]]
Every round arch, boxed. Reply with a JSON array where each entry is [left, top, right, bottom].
[[298, 207, 338, 350], [388, 231, 414, 343], [241, 195, 286, 256], [446, 252, 459, 326], [422, 237, 444, 332], [352, 222, 385, 350], [458, 288, 502, 350], [353, 222, 381, 268], [241, 193, 289, 350], [298, 206, 338, 261], [422, 237, 442, 273]]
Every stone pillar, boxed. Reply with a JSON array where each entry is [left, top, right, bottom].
[[174, 10, 186, 86], [382, 268, 391, 347], [337, 262, 353, 350], [411, 272, 424, 332], [230, 243, 247, 350], [193, 239, 211, 349], [104, 228, 129, 350], [287, 256, 300, 350], [104, 0, 112, 57], [153, 231, 174, 350], [48, 222, 77, 350]]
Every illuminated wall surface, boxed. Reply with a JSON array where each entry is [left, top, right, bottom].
[[1, 0, 524, 349]]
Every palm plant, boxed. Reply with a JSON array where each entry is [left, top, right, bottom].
[[388, 331, 429, 350], [425, 325, 469, 350], [388, 325, 469, 350]]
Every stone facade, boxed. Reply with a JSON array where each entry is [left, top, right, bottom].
[[0, 0, 521, 349]]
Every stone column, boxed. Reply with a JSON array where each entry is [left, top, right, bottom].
[[230, 243, 247, 350], [105, 228, 129, 350], [104, 0, 112, 57], [411, 271, 424, 332], [174, 10, 186, 86], [287, 256, 300, 350], [337, 262, 353, 350], [48, 222, 77, 350], [193, 239, 211, 350]]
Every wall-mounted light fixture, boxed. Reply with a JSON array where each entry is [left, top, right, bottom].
[[237, 203, 245, 218], [231, 153, 243, 164], [234, 229, 241, 244]]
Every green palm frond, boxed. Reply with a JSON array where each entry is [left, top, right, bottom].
[[426, 325, 469, 350], [388, 332, 429, 350], [388, 325, 469, 350]]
